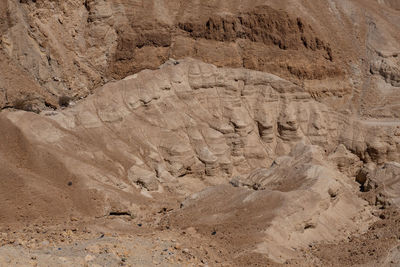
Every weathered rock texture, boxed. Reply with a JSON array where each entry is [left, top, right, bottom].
[[168, 142, 374, 262], [1, 0, 399, 118], [0, 0, 400, 266], [0, 59, 399, 264]]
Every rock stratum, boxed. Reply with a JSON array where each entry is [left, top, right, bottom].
[[0, 58, 399, 266], [0, 0, 399, 266], [1, 0, 400, 116]]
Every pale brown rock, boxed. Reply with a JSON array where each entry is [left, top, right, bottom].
[[0, 0, 399, 119], [0, 1, 399, 266]]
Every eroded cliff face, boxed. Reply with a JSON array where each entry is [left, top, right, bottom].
[[0, 59, 399, 264], [0, 0, 399, 266], [3, 59, 397, 192], [0, 0, 399, 118]]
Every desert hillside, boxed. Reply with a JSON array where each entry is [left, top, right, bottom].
[[0, 0, 399, 266]]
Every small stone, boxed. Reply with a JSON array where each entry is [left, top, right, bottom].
[[174, 243, 182, 250], [17, 239, 26, 246]]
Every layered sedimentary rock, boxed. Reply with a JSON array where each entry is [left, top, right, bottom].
[[1, 0, 399, 120], [0, 1, 399, 264], [3, 59, 398, 194], [169, 143, 374, 262], [0, 60, 398, 259]]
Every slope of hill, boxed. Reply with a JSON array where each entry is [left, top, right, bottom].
[[0, 0, 399, 266]]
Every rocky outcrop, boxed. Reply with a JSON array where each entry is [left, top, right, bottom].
[[371, 58, 400, 87], [3, 0, 400, 116], [0, 0, 400, 265], [0, 56, 398, 265], [328, 144, 363, 177], [128, 165, 159, 191], [168, 143, 374, 263], [356, 162, 400, 208], [1, 59, 398, 221], [178, 7, 333, 59]]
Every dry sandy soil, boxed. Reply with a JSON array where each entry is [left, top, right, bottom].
[[0, 0, 399, 266]]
